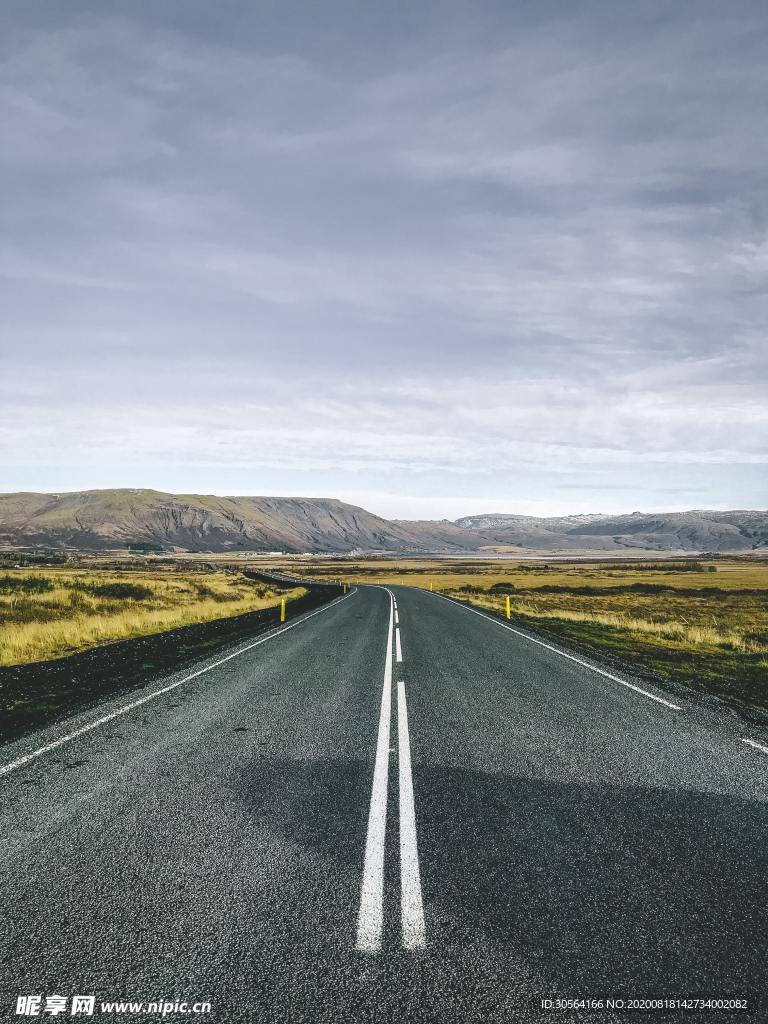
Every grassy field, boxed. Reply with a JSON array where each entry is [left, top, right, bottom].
[[0, 567, 305, 666], [256, 555, 768, 713]]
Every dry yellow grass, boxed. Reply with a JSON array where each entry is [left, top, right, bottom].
[[458, 592, 765, 654], [0, 568, 305, 665]]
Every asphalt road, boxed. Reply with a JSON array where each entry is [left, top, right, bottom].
[[1, 585, 766, 1023]]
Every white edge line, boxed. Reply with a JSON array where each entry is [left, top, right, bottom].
[[0, 589, 357, 780], [429, 590, 682, 712], [741, 738, 768, 755], [356, 592, 394, 952], [397, 680, 426, 949]]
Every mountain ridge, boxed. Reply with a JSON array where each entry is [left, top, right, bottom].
[[0, 489, 765, 554]]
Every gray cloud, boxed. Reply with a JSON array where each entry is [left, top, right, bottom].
[[2, 1, 766, 516]]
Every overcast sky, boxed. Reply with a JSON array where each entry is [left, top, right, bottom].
[[2, 1, 766, 519]]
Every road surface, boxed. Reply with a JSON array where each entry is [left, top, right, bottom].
[[1, 585, 766, 1022]]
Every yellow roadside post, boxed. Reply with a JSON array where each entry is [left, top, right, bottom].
[[429, 582, 433, 592], [506, 595, 511, 620], [280, 597, 286, 622]]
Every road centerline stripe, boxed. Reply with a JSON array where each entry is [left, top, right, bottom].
[[397, 680, 426, 949], [0, 589, 356, 781], [356, 594, 394, 952], [395, 627, 403, 663]]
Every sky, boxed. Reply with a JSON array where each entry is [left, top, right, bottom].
[[2, 0, 767, 520]]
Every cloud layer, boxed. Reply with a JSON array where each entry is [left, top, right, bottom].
[[2, 1, 766, 517]]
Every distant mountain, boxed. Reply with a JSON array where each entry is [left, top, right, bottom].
[[451, 510, 768, 553], [455, 513, 606, 531], [0, 490, 417, 554], [0, 490, 765, 554]]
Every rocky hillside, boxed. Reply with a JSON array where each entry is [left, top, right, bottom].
[[0, 490, 418, 554], [0, 490, 765, 554], [451, 510, 768, 553]]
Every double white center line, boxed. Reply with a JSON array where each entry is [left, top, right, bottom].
[[356, 590, 425, 952]]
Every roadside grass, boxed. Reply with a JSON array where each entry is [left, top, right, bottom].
[[257, 556, 768, 713], [0, 568, 305, 665]]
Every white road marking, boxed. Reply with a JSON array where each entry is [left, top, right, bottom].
[[356, 595, 394, 952], [742, 738, 768, 755], [397, 680, 426, 949], [395, 627, 403, 663], [394, 611, 399, 625], [0, 590, 356, 781], [429, 591, 682, 711]]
